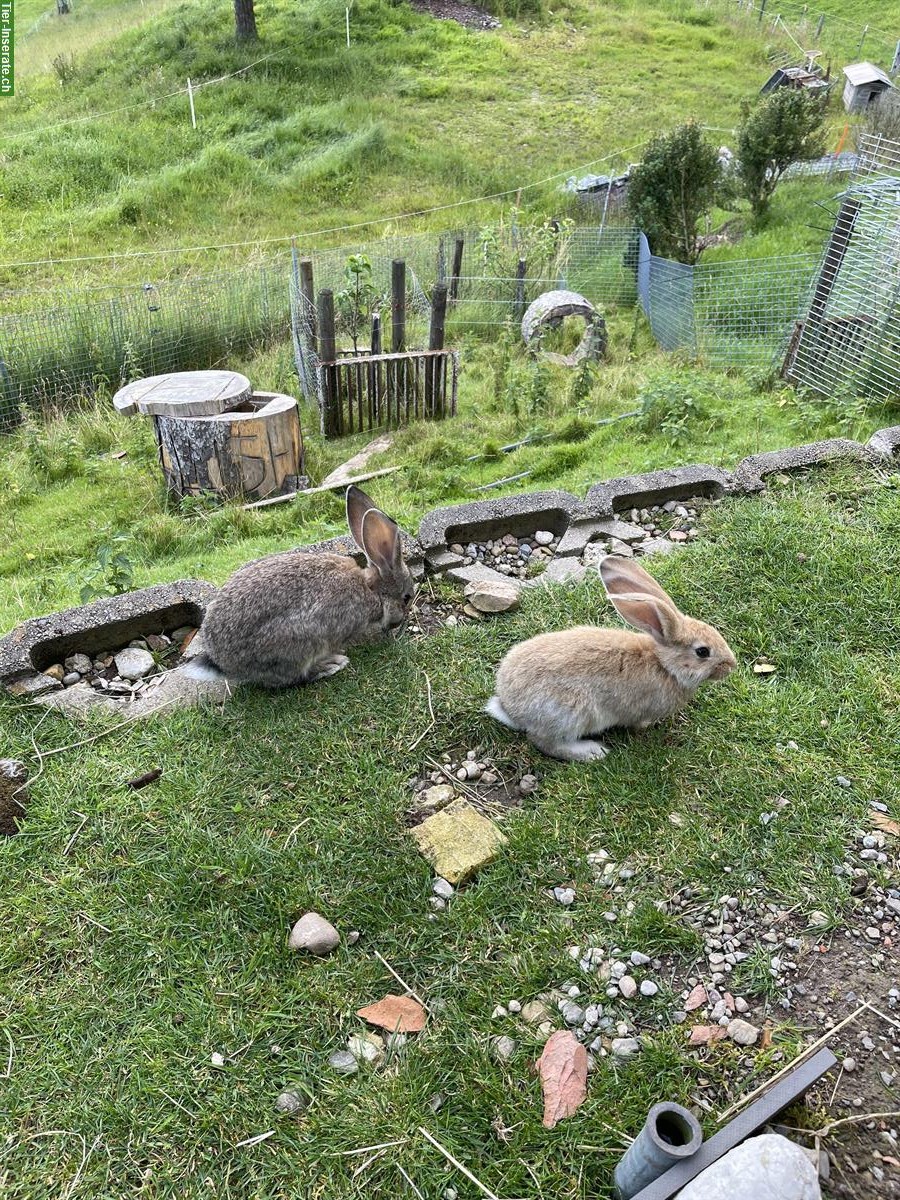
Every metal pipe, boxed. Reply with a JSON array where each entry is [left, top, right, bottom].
[[614, 1103, 703, 1200]]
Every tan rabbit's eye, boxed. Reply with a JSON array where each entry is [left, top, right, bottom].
[[695, 645, 711, 659], [403, 591, 413, 606]]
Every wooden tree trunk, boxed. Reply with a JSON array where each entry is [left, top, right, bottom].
[[155, 394, 301, 501], [234, 0, 258, 40]]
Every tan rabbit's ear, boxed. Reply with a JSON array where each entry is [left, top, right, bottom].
[[606, 590, 683, 643], [346, 485, 378, 549], [360, 507, 403, 577], [599, 555, 679, 609]]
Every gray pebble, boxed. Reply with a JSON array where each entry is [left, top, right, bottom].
[[275, 1090, 306, 1115], [507, 999, 522, 1013], [611, 1037, 641, 1057], [630, 951, 651, 967], [62, 672, 81, 687], [843, 1057, 857, 1072], [288, 912, 340, 956], [433, 878, 454, 900], [553, 886, 575, 906], [640, 980, 659, 998], [492, 1035, 517, 1062], [562, 1002, 586, 1026], [835, 776, 852, 789], [328, 1050, 358, 1075], [64, 653, 92, 675]]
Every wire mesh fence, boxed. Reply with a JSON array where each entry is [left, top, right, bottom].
[[0, 262, 292, 428], [638, 235, 819, 370], [785, 135, 900, 400], [0, 223, 640, 426], [709, 0, 897, 74]]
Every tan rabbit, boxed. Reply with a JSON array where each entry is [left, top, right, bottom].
[[186, 486, 414, 688], [485, 555, 736, 761]]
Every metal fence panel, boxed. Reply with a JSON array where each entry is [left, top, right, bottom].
[[646, 256, 696, 355]]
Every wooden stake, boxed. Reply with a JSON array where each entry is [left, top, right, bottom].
[[299, 259, 316, 351], [449, 236, 465, 302], [187, 77, 196, 129], [318, 289, 338, 436], [345, 6, 350, 47], [391, 260, 406, 352], [514, 258, 527, 320]]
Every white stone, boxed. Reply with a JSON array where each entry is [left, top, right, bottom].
[[618, 975, 637, 999], [348, 1034, 383, 1064], [639, 980, 658, 997], [611, 1037, 641, 1057], [727, 1018, 760, 1046], [492, 1035, 517, 1062], [287, 912, 340, 955], [676, 1134, 821, 1200], [464, 579, 520, 614], [534, 530, 554, 546], [114, 647, 156, 680]]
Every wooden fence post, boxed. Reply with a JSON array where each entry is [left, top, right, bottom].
[[514, 258, 527, 320], [427, 283, 448, 418], [449, 236, 465, 303], [757, 0, 766, 23], [815, 12, 824, 38], [370, 312, 381, 427], [300, 259, 317, 351], [318, 289, 339, 437], [391, 260, 406, 353]]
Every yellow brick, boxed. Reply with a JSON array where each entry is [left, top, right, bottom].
[[410, 799, 508, 885]]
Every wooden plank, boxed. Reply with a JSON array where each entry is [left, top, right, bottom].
[[113, 370, 251, 419], [242, 465, 402, 510], [392, 260, 406, 353]]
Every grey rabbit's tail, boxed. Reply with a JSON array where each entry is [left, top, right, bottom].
[[183, 651, 225, 682]]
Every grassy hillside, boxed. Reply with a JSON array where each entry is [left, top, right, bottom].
[[2, 0, 811, 290]]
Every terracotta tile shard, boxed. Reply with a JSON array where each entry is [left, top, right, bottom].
[[356, 994, 427, 1034], [689, 1025, 728, 1046]]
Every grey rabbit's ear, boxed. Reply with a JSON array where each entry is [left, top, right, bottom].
[[599, 555, 680, 610], [346, 485, 379, 550], [604, 590, 683, 643], [360, 507, 402, 577]]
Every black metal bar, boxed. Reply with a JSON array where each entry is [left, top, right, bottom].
[[631, 1048, 838, 1200]]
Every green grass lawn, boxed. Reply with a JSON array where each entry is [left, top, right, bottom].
[[2, 462, 899, 1198], [0, 0, 844, 291]]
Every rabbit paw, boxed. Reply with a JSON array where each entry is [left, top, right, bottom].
[[538, 738, 610, 763], [308, 654, 350, 681]]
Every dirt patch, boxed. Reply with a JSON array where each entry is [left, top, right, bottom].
[[406, 746, 538, 827], [787, 927, 900, 1197], [409, 0, 500, 28]]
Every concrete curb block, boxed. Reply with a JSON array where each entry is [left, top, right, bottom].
[[733, 439, 879, 493], [417, 490, 579, 553], [582, 465, 732, 517], [0, 580, 216, 693], [868, 425, 900, 460]]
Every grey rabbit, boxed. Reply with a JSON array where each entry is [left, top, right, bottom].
[[186, 485, 415, 687]]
